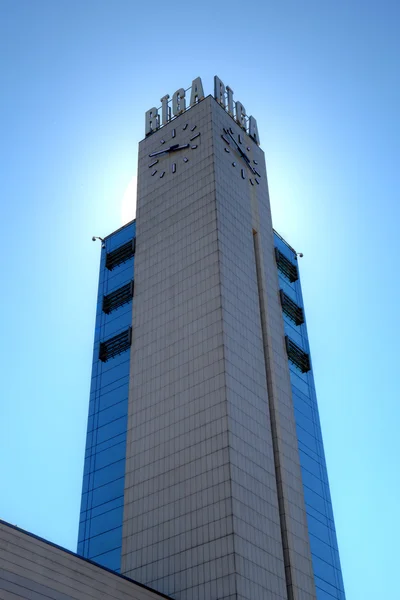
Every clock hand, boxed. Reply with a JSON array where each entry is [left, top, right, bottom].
[[149, 143, 190, 158], [225, 130, 254, 170], [148, 148, 172, 158], [148, 145, 178, 157], [169, 143, 190, 152], [227, 134, 258, 176], [234, 146, 256, 174]]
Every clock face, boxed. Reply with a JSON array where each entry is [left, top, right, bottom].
[[147, 122, 200, 179], [221, 126, 261, 185]]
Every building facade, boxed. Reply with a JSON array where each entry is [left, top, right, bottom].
[[1, 519, 171, 600], [77, 221, 136, 572], [274, 234, 345, 600], [78, 90, 345, 600]]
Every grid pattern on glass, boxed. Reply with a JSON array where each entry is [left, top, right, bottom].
[[280, 289, 304, 325], [102, 281, 134, 315], [274, 233, 346, 600], [105, 239, 136, 271], [77, 221, 135, 573], [275, 247, 299, 282], [99, 328, 132, 362]]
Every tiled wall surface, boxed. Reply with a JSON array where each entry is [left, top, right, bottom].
[[0, 520, 169, 600], [122, 97, 316, 600], [274, 235, 346, 600], [212, 101, 316, 600], [122, 97, 235, 599], [77, 221, 136, 572]]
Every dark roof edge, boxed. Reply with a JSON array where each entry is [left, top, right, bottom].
[[104, 219, 136, 241], [273, 229, 298, 256], [0, 518, 173, 600]]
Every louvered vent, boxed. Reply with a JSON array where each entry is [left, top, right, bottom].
[[99, 328, 132, 362], [275, 248, 298, 282], [285, 336, 311, 373], [105, 239, 136, 271], [279, 290, 304, 326], [102, 281, 134, 314]]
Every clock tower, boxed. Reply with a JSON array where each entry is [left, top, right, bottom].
[[121, 95, 317, 600]]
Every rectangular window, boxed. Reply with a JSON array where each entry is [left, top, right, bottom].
[[99, 328, 132, 362], [105, 239, 136, 271], [275, 247, 299, 282], [285, 336, 311, 373], [279, 290, 304, 325], [102, 281, 134, 314]]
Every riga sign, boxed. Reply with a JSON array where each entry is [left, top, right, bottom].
[[145, 76, 260, 145]]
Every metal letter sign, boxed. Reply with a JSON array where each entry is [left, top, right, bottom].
[[144, 75, 260, 144], [189, 77, 205, 106]]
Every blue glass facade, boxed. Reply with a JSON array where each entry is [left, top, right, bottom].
[[77, 220, 135, 573], [274, 232, 346, 600], [77, 219, 345, 595]]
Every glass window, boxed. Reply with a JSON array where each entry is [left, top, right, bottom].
[[90, 496, 124, 519], [93, 459, 125, 488], [87, 526, 122, 558], [90, 401, 127, 431], [94, 416, 128, 445], [91, 432, 126, 454], [91, 385, 128, 414], [93, 441, 126, 470], [97, 360, 130, 387], [90, 547, 122, 572], [90, 477, 125, 508], [89, 506, 124, 538], [311, 555, 337, 587]]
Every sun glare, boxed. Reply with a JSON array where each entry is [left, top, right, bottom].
[[121, 175, 137, 224]]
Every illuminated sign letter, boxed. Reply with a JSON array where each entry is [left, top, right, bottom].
[[190, 77, 204, 106], [145, 107, 159, 135], [249, 116, 260, 145], [214, 76, 226, 107], [172, 88, 186, 116]]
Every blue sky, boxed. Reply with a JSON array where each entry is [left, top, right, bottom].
[[1, 1, 399, 598]]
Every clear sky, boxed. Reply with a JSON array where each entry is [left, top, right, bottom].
[[1, 1, 399, 598]]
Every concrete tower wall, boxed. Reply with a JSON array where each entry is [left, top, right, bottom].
[[121, 97, 316, 600]]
